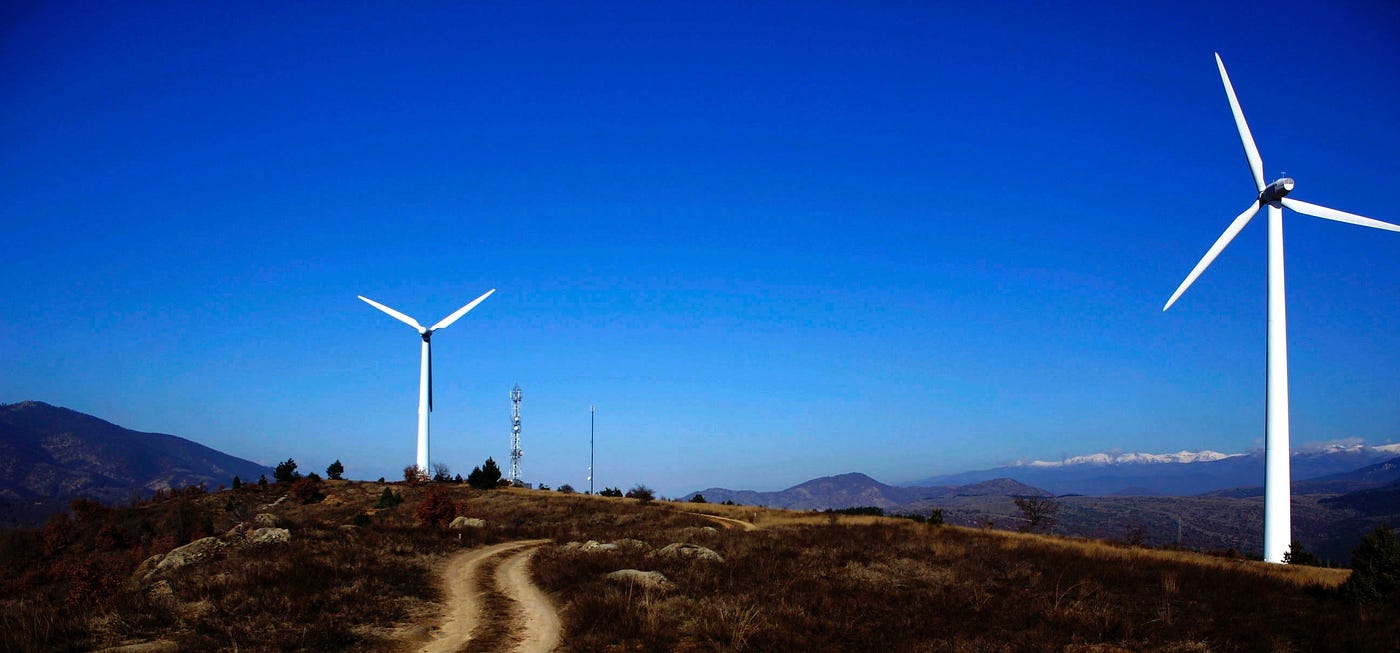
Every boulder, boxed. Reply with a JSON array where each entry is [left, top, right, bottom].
[[144, 537, 226, 581], [245, 527, 290, 546], [253, 513, 280, 527], [657, 542, 724, 562], [580, 540, 618, 553], [448, 516, 487, 530], [614, 538, 651, 551], [607, 569, 673, 590]]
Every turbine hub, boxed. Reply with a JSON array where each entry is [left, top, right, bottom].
[[421, 331, 432, 342], [1259, 177, 1295, 205]]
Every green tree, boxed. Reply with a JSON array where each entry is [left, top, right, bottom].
[[1283, 540, 1322, 566], [1340, 525, 1400, 604], [326, 460, 345, 480], [467, 457, 503, 489], [274, 459, 301, 484], [375, 487, 403, 509], [232, 475, 242, 490], [689, 493, 707, 503]]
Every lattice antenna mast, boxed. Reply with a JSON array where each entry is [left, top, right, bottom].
[[509, 384, 523, 485]]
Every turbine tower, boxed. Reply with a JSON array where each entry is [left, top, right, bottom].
[[1164, 54, 1399, 563], [358, 289, 496, 473], [510, 384, 523, 485]]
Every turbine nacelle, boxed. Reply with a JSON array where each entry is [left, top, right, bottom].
[[1259, 177, 1295, 205]]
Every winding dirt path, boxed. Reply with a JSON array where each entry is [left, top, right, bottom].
[[417, 538, 558, 653], [686, 511, 760, 531]]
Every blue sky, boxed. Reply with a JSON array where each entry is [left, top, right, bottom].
[[2, 1, 1398, 497]]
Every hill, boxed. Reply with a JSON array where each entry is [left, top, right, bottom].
[[2, 480, 1393, 652], [0, 401, 272, 526], [685, 472, 1049, 510]]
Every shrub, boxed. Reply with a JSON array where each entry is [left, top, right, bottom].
[[557, 484, 575, 494], [1013, 495, 1059, 533], [625, 484, 655, 505], [404, 466, 429, 485], [1283, 540, 1322, 567], [1340, 525, 1400, 604], [258, 474, 268, 489], [415, 486, 458, 529], [274, 459, 301, 484], [326, 460, 344, 480], [232, 475, 242, 490], [929, 508, 945, 527], [600, 487, 624, 498], [290, 477, 324, 504], [432, 463, 452, 482], [689, 493, 707, 503], [375, 487, 403, 509]]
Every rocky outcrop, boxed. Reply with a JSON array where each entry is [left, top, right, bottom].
[[606, 569, 672, 590], [245, 527, 290, 546], [448, 516, 486, 530], [657, 542, 724, 562], [134, 536, 226, 583]]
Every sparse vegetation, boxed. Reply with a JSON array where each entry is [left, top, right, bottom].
[[625, 484, 655, 504], [1, 482, 1394, 651], [403, 465, 429, 485]]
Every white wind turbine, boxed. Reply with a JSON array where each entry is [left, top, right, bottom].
[[1164, 54, 1400, 563], [359, 289, 496, 474]]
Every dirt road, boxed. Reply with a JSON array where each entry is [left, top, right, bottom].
[[417, 538, 559, 653], [687, 511, 760, 531]]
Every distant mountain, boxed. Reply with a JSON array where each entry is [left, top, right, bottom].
[[0, 401, 273, 526], [685, 472, 1049, 511], [907, 446, 1400, 496]]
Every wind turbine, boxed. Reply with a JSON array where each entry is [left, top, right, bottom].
[[1164, 54, 1400, 563], [359, 289, 496, 474]]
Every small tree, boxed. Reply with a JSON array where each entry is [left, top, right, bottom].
[[600, 487, 624, 498], [274, 459, 301, 484], [258, 474, 268, 489], [416, 486, 457, 529], [375, 487, 403, 509], [326, 460, 345, 480], [1283, 540, 1322, 567], [232, 475, 242, 490], [432, 462, 452, 483], [689, 493, 707, 503], [625, 484, 655, 505], [467, 457, 503, 490], [404, 465, 429, 485], [1013, 495, 1059, 533], [929, 508, 945, 527], [1340, 525, 1400, 604], [557, 484, 575, 494]]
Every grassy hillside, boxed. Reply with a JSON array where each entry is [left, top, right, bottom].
[[1, 480, 1394, 652]]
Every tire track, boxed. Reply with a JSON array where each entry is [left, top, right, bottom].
[[417, 538, 555, 653]]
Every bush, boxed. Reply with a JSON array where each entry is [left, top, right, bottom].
[[557, 484, 575, 494], [1283, 540, 1322, 567], [375, 487, 403, 509], [689, 493, 707, 503], [290, 477, 324, 504], [415, 486, 458, 529], [467, 458, 503, 490], [1341, 525, 1400, 604], [232, 475, 242, 490], [625, 484, 655, 505], [929, 508, 945, 527], [274, 459, 301, 484], [326, 460, 344, 480], [432, 463, 452, 483], [600, 487, 624, 498], [403, 466, 429, 485]]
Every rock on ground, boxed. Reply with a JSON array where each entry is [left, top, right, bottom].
[[607, 569, 673, 590], [657, 542, 724, 562], [449, 516, 487, 530]]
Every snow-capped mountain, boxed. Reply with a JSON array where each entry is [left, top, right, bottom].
[[907, 444, 1400, 496], [1020, 450, 1242, 468]]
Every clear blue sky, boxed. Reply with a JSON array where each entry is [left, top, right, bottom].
[[2, 1, 1397, 497]]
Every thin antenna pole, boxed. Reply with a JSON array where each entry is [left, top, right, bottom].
[[589, 404, 595, 495]]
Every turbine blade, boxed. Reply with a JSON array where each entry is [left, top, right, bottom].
[[430, 288, 496, 331], [358, 295, 424, 331], [1215, 53, 1266, 193], [1164, 201, 1262, 311], [1281, 198, 1400, 233]]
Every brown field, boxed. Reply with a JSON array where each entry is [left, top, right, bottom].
[[0, 481, 1393, 652]]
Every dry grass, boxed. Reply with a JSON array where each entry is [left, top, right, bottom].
[[1, 483, 1391, 652]]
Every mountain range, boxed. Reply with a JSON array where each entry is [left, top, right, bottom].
[[0, 401, 272, 527]]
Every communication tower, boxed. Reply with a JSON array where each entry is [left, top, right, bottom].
[[509, 384, 523, 485]]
